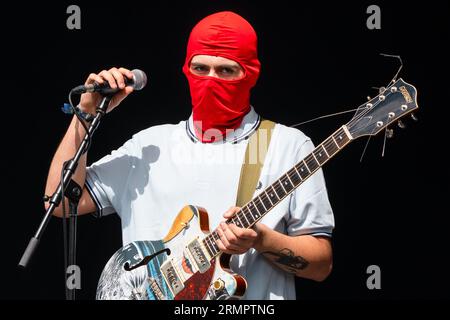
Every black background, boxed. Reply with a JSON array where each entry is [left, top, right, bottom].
[[2, 0, 449, 301]]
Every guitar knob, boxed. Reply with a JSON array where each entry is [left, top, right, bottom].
[[213, 279, 225, 291], [386, 128, 394, 139], [411, 113, 418, 121], [397, 120, 406, 129]]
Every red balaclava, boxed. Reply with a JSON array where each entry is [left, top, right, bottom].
[[183, 11, 261, 143]]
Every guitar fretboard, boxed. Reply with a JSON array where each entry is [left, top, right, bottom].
[[202, 126, 351, 258]]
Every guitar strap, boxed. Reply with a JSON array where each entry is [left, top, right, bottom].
[[235, 119, 276, 207]]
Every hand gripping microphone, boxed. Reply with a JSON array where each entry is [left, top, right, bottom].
[[72, 69, 147, 95]]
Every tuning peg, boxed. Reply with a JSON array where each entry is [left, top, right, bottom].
[[367, 96, 371, 101], [379, 86, 386, 94], [411, 113, 418, 121], [397, 120, 406, 129], [386, 128, 394, 139]]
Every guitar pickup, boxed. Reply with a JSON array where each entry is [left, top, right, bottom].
[[160, 260, 184, 296], [187, 238, 211, 273]]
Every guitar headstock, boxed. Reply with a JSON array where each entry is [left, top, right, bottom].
[[346, 78, 419, 139]]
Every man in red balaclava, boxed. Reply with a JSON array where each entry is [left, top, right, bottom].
[[182, 11, 261, 143], [45, 11, 334, 300]]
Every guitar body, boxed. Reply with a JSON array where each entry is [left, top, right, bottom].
[[96, 205, 246, 300]]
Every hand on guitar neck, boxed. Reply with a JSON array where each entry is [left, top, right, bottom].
[[217, 207, 333, 282], [215, 207, 262, 255]]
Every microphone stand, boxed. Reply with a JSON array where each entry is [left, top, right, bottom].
[[18, 94, 113, 300]]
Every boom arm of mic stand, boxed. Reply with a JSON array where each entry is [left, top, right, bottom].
[[18, 95, 112, 268]]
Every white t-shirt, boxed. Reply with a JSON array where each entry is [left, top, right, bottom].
[[86, 107, 334, 300]]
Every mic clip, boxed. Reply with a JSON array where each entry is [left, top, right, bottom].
[[61, 103, 94, 122]]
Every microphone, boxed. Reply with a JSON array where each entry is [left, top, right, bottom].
[[72, 69, 147, 95]]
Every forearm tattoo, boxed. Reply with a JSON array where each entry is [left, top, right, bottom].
[[262, 248, 309, 273]]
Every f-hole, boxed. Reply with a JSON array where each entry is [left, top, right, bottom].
[[123, 248, 171, 271]]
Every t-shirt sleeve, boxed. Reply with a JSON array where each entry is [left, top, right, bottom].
[[85, 137, 137, 218], [286, 139, 335, 237]]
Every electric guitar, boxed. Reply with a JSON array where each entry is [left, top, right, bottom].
[[96, 78, 418, 300]]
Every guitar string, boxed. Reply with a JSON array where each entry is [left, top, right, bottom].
[[290, 107, 366, 128]]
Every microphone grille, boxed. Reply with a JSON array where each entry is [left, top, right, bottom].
[[131, 69, 147, 91]]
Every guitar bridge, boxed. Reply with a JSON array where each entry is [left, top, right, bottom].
[[187, 238, 211, 273], [148, 277, 165, 300]]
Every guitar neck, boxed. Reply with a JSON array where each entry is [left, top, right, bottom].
[[202, 125, 353, 258]]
